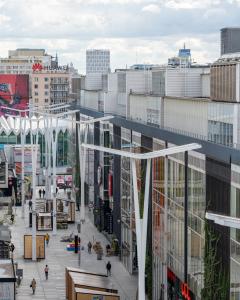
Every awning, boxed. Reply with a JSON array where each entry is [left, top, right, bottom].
[[0, 115, 70, 135]]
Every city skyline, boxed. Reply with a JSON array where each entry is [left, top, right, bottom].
[[0, 0, 239, 73]]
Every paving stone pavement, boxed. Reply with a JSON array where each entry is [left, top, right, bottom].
[[11, 203, 137, 300]]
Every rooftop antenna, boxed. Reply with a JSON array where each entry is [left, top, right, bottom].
[[55, 52, 58, 66]]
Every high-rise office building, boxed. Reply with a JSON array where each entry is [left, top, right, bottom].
[[86, 49, 110, 74], [221, 27, 240, 55]]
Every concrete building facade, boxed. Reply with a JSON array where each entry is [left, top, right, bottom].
[[221, 27, 240, 55], [31, 71, 70, 110]]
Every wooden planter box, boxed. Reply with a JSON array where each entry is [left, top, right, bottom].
[[24, 235, 45, 259]]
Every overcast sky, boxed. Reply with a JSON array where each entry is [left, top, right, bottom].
[[0, 0, 239, 73]]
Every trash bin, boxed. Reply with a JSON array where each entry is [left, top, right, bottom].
[[97, 253, 102, 260]]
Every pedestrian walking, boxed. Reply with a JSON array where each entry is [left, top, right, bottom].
[[17, 275, 21, 287], [56, 187, 58, 194], [39, 189, 42, 199], [8, 242, 15, 259], [106, 244, 111, 256], [63, 185, 66, 193], [42, 189, 45, 198], [29, 200, 32, 211], [45, 233, 50, 246], [87, 241, 92, 254], [44, 265, 49, 280], [10, 214, 14, 224], [30, 278, 36, 294], [106, 261, 111, 276], [9, 242, 15, 252]]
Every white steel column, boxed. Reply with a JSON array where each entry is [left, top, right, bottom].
[[47, 118, 53, 200], [44, 116, 52, 200], [44, 116, 49, 199], [21, 116, 27, 219], [31, 119, 39, 261], [52, 121, 59, 236], [80, 124, 88, 222], [163, 155, 168, 300], [131, 158, 151, 300]]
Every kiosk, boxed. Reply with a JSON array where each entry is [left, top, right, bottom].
[[65, 267, 107, 299], [65, 268, 118, 300], [0, 259, 16, 300], [24, 235, 45, 259], [36, 213, 53, 231]]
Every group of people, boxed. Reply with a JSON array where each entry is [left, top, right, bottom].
[[38, 189, 46, 199], [87, 241, 112, 276], [30, 265, 49, 294]]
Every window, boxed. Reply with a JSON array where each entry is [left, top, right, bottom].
[[44, 77, 48, 82], [34, 92, 38, 96], [44, 84, 49, 89], [34, 77, 38, 82], [45, 98, 48, 103], [35, 98, 39, 103], [45, 91, 48, 96], [34, 84, 38, 89]]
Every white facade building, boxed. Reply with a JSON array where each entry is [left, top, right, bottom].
[[86, 49, 110, 74]]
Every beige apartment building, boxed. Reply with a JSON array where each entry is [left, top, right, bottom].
[[31, 70, 70, 111], [0, 48, 52, 74]]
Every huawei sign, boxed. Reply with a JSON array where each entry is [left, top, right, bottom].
[[32, 63, 69, 72], [32, 63, 43, 72]]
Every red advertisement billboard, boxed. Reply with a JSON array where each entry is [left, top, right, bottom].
[[0, 74, 29, 116]]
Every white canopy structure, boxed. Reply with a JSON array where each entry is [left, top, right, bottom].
[[81, 142, 202, 300], [206, 212, 240, 229], [0, 115, 70, 135]]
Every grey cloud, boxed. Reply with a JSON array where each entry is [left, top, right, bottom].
[[0, 0, 238, 72]]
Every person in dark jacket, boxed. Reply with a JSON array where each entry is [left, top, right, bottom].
[[106, 261, 111, 276]]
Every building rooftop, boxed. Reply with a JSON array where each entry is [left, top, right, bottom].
[[221, 27, 240, 30], [214, 52, 240, 64], [15, 48, 45, 51]]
